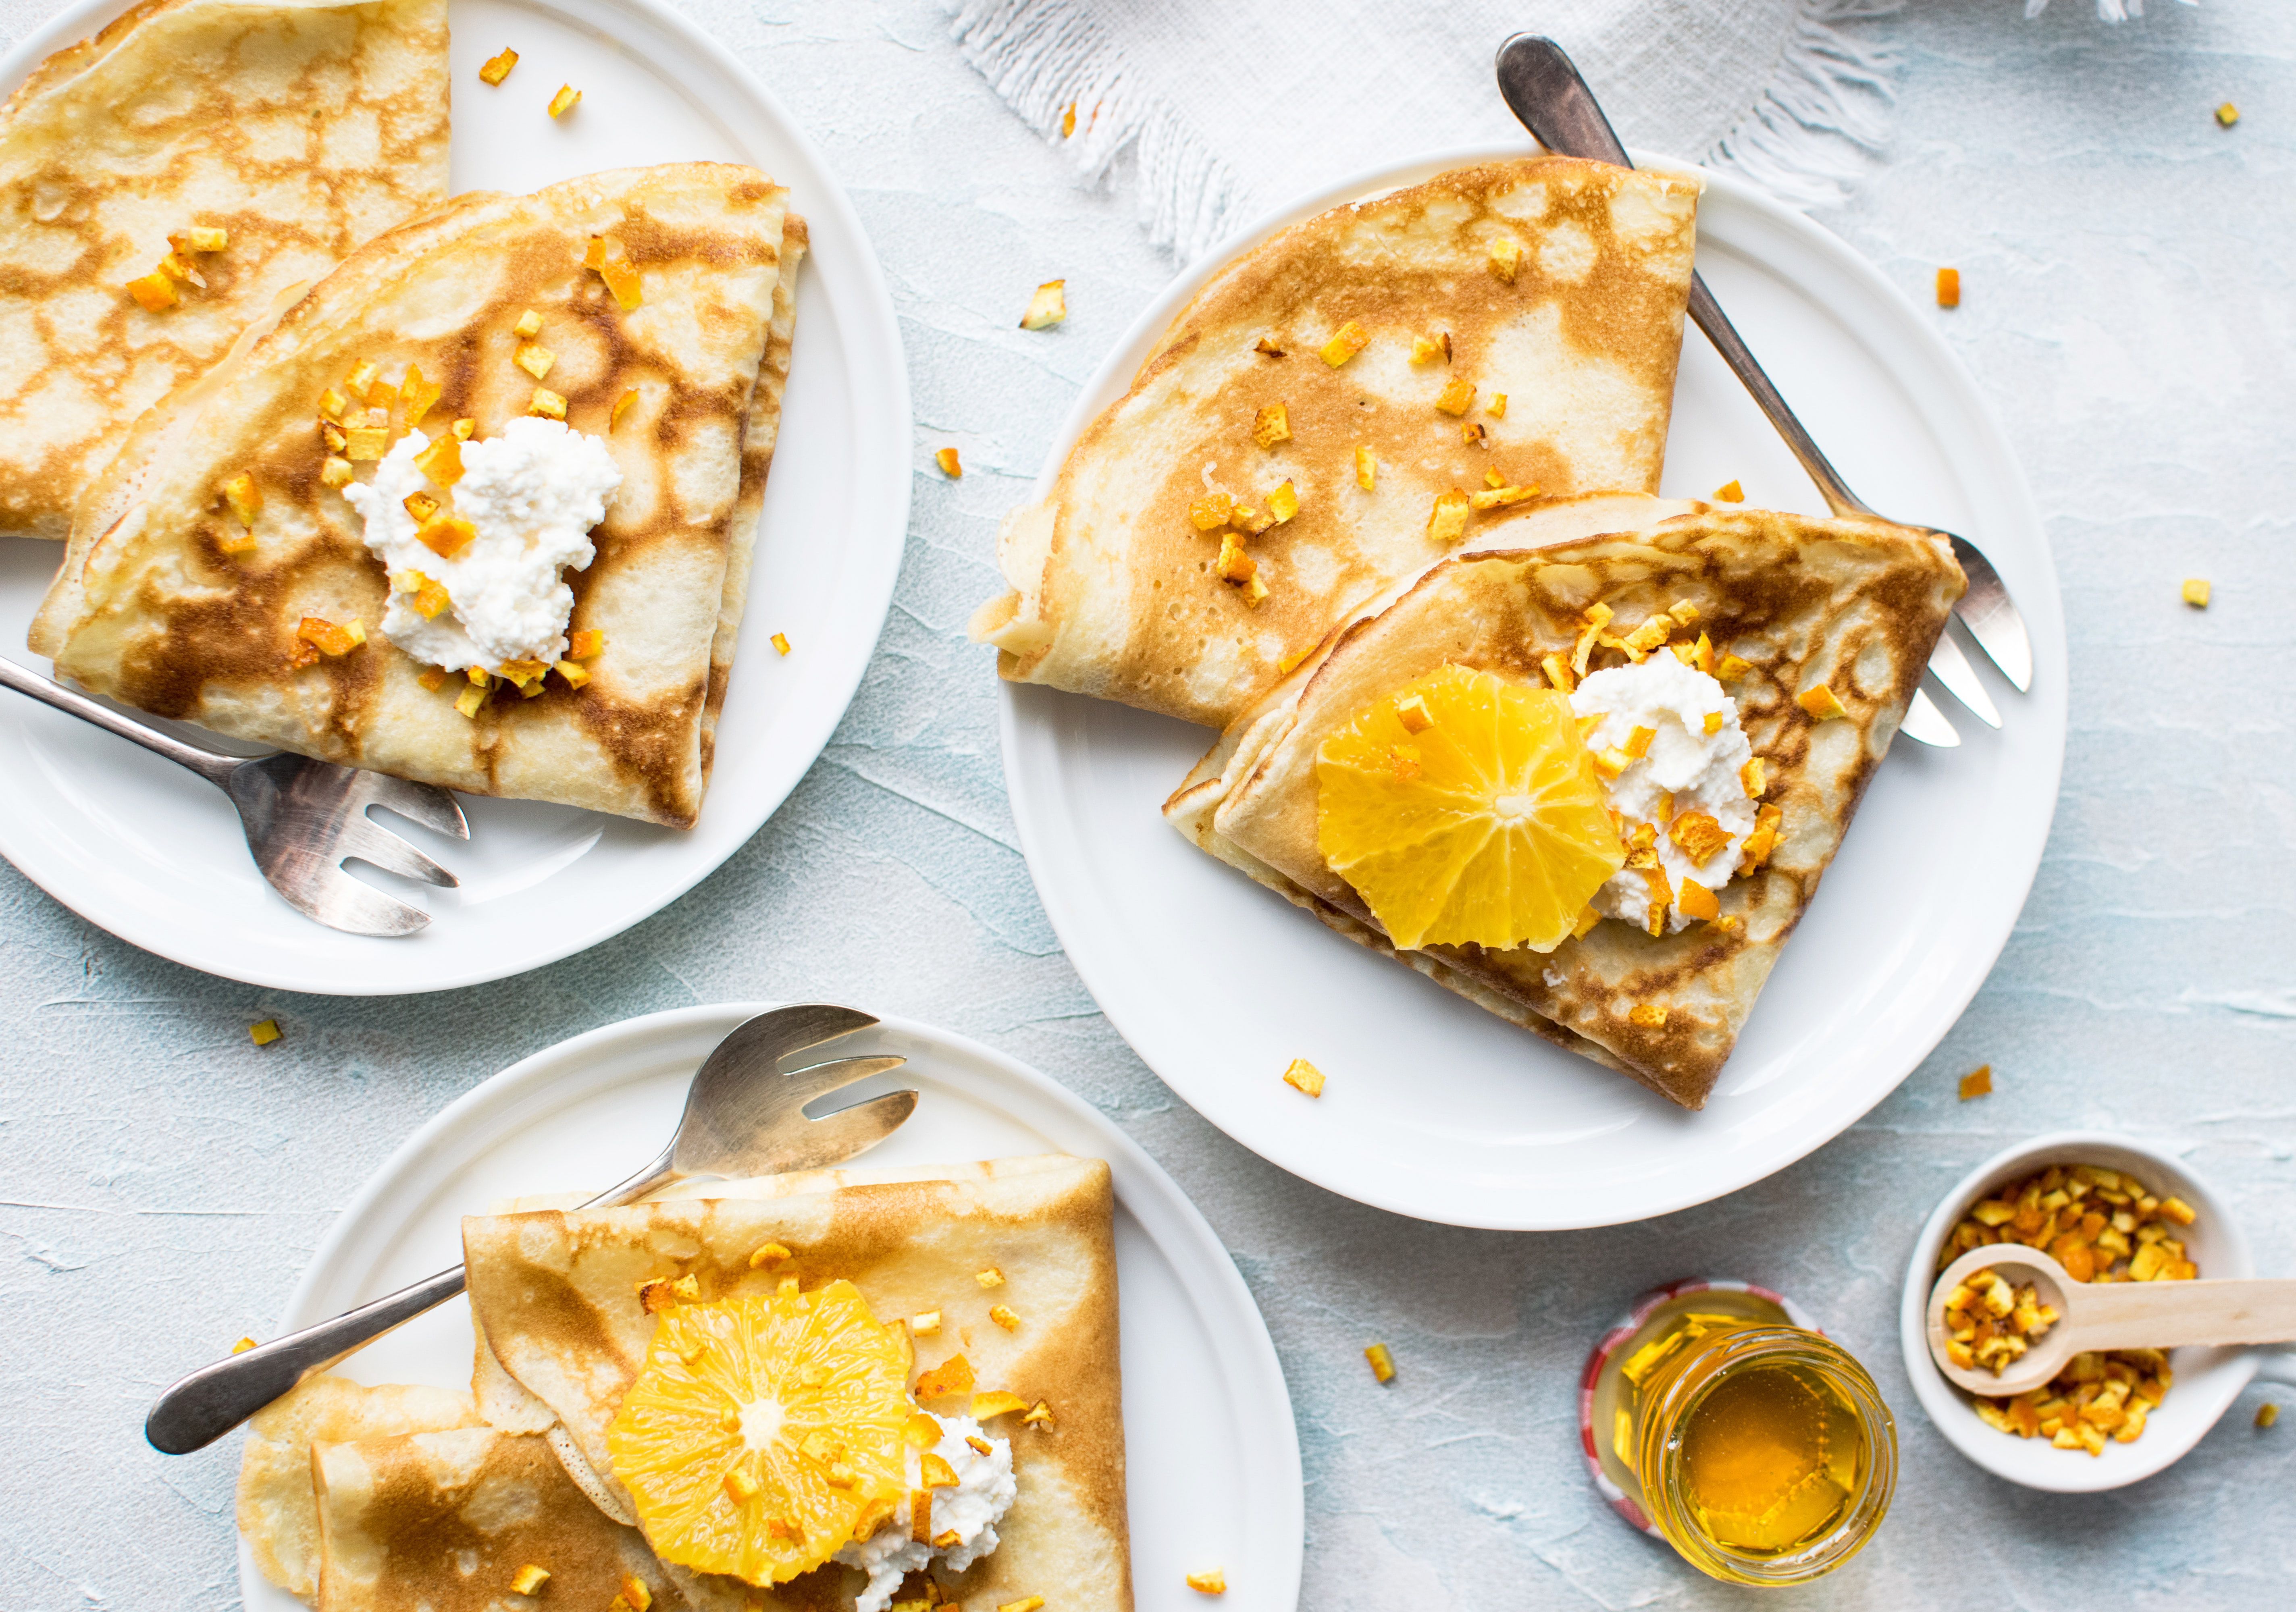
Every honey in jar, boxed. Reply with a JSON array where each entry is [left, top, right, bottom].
[[1584, 1284, 1897, 1585]]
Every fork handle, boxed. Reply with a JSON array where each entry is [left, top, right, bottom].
[[144, 1263, 470, 1453], [142, 1143, 681, 1454], [1495, 34, 1875, 519], [0, 655, 237, 787]]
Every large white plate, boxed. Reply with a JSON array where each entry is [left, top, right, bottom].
[[1002, 147, 2067, 1230], [0, 0, 908, 994], [239, 1003, 1303, 1610]]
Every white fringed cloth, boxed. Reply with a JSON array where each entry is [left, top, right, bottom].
[[946, 0, 1905, 261]]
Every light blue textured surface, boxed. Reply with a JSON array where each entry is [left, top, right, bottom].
[[2, 0, 2291, 1606]]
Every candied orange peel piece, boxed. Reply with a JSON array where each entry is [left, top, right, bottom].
[[480, 48, 518, 85], [1020, 280, 1067, 330], [548, 84, 581, 118], [1282, 1057, 1324, 1097], [1319, 319, 1368, 366]]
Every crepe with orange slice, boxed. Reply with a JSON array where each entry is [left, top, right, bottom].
[[1165, 507, 1965, 1108], [460, 1155, 1131, 1612], [972, 156, 1702, 729]]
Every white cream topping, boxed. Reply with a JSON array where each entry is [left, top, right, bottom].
[[344, 417, 621, 674], [834, 1413, 1016, 1612], [1570, 654, 1756, 933]]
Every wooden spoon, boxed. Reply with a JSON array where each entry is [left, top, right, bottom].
[[1927, 1244, 2296, 1398]]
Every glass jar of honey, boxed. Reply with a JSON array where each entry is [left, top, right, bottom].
[[1581, 1280, 1897, 1586]]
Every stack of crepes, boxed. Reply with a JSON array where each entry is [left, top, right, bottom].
[[7, 0, 805, 827], [238, 1155, 1132, 1612], [972, 155, 1964, 1107]]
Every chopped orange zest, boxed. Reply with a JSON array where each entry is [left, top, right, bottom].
[[1628, 1003, 1668, 1028], [401, 364, 442, 427], [552, 659, 589, 688], [1713, 480, 1745, 503], [1189, 492, 1233, 531], [296, 616, 367, 656], [480, 48, 518, 85], [971, 1391, 1027, 1420], [1434, 378, 1475, 416], [548, 84, 581, 118], [455, 683, 488, 718], [402, 490, 441, 523], [1936, 267, 1961, 308], [1186, 1570, 1228, 1595], [610, 388, 640, 432], [1019, 280, 1066, 330], [1364, 1344, 1396, 1384], [913, 1355, 974, 1400], [1676, 879, 1719, 922], [1427, 489, 1470, 544], [1282, 1057, 1325, 1097], [1959, 1065, 1993, 1100], [414, 434, 464, 487], [748, 1242, 792, 1269], [221, 473, 262, 528], [918, 1452, 959, 1489], [1267, 479, 1299, 522], [1623, 725, 1655, 760], [1319, 319, 1368, 366], [127, 272, 178, 312], [1797, 683, 1849, 721], [935, 446, 962, 478], [988, 1305, 1020, 1332], [1021, 1401, 1054, 1428], [514, 343, 555, 381], [1715, 653, 1752, 682], [600, 260, 642, 310], [567, 629, 605, 660], [510, 1564, 550, 1595], [417, 666, 449, 692], [1061, 100, 1078, 138], [1668, 812, 1730, 866], [1488, 393, 1508, 418], [1252, 403, 1290, 449], [1740, 757, 1767, 797], [1488, 235, 1522, 283], [1541, 654, 1574, 694], [417, 513, 477, 559], [249, 1019, 282, 1046], [2182, 578, 2211, 608], [1354, 445, 1375, 490], [771, 632, 792, 656], [528, 387, 567, 420]]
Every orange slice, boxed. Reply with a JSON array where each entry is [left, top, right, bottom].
[[1316, 664, 1624, 950], [606, 1282, 914, 1585]]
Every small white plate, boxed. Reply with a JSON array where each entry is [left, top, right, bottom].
[[0, 0, 909, 994], [1001, 146, 2067, 1230], [236, 1003, 1304, 1610], [1900, 1131, 2296, 1492]]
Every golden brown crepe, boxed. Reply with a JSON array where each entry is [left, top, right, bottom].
[[29, 163, 800, 827], [310, 1428, 690, 1612], [462, 1155, 1131, 1612], [1166, 508, 1965, 1108], [236, 1372, 482, 1600], [0, 0, 452, 539], [973, 155, 1702, 729]]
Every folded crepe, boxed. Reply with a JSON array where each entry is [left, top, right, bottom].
[[0, 0, 452, 539], [310, 1427, 692, 1612], [29, 162, 801, 827], [1166, 508, 1966, 1107], [462, 1155, 1131, 1612], [973, 155, 1702, 729], [236, 1372, 482, 1600]]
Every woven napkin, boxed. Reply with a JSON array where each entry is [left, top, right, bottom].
[[948, 0, 1902, 259]]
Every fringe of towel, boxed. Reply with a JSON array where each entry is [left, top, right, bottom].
[[946, 0, 1907, 258], [2028, 0, 2196, 19]]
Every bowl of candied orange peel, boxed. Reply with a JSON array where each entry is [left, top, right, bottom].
[[1901, 1131, 2292, 1494]]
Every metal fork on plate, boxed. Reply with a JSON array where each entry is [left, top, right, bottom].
[[1495, 35, 2034, 748], [0, 656, 466, 935]]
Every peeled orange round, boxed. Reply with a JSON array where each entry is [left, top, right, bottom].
[[606, 1281, 914, 1585], [1316, 663, 1624, 951]]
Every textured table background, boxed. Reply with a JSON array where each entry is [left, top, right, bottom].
[[3, 0, 2292, 1606]]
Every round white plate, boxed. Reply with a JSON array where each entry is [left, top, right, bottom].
[[238, 1003, 1303, 1610], [0, 0, 908, 994], [1001, 146, 2067, 1230]]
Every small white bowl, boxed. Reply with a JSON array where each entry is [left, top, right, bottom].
[[1900, 1130, 2296, 1491]]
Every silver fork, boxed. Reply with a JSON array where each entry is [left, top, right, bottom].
[[0, 656, 466, 935], [144, 1003, 919, 1453], [1496, 35, 2036, 748]]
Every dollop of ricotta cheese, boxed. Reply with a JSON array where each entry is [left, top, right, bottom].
[[1570, 654, 1756, 933], [345, 417, 622, 673], [834, 1413, 1017, 1612]]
